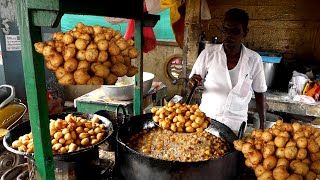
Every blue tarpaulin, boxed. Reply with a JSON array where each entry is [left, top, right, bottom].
[[61, 9, 175, 40]]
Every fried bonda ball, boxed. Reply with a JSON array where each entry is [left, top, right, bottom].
[[76, 50, 86, 61], [292, 162, 309, 176], [97, 51, 108, 62], [128, 47, 139, 58], [111, 55, 124, 64], [108, 42, 120, 56], [111, 63, 128, 77], [233, 140, 244, 151], [77, 60, 90, 71], [102, 61, 112, 68], [75, 39, 89, 50], [263, 156, 277, 170], [46, 61, 58, 71], [58, 73, 76, 85], [74, 69, 91, 85], [86, 76, 104, 85], [97, 39, 108, 51], [63, 46, 76, 60], [272, 165, 290, 180], [42, 45, 56, 57], [254, 164, 266, 177], [105, 73, 118, 85], [85, 48, 99, 62], [52, 32, 64, 41], [34, 42, 46, 54], [64, 58, 78, 73], [55, 67, 67, 79], [257, 170, 273, 180], [126, 66, 139, 77], [94, 64, 110, 79]]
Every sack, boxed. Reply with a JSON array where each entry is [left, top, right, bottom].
[[288, 71, 310, 98], [201, 0, 211, 20], [123, 3, 157, 53]]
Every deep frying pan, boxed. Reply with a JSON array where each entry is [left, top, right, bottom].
[[3, 112, 113, 161], [115, 112, 245, 180], [114, 76, 246, 180]]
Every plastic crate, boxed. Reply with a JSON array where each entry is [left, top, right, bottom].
[[258, 52, 282, 63]]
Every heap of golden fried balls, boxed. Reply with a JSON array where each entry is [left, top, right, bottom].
[[11, 114, 107, 154], [34, 22, 139, 85], [233, 120, 320, 180], [151, 102, 211, 133]]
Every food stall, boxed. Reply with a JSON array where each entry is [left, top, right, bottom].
[[5, 0, 160, 179]]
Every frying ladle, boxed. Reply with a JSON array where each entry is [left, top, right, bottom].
[[171, 77, 199, 104]]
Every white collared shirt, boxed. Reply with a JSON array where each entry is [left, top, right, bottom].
[[228, 54, 241, 88], [189, 44, 267, 131]]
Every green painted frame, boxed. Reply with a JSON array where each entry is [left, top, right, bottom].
[[15, 0, 159, 179]]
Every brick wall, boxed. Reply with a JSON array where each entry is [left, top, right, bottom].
[[200, 0, 320, 62], [143, 42, 183, 99], [192, 0, 320, 90]]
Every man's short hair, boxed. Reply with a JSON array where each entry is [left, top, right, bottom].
[[224, 8, 249, 32]]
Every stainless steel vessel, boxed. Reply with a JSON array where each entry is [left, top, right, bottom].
[[101, 72, 154, 101], [263, 62, 278, 88]]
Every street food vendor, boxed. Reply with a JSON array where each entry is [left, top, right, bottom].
[[189, 8, 267, 131]]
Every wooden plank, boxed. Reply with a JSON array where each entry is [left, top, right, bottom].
[[31, 10, 59, 27], [184, 0, 201, 68], [16, 0, 55, 179], [26, 0, 58, 10]]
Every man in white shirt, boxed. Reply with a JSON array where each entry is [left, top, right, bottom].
[[189, 8, 267, 131]]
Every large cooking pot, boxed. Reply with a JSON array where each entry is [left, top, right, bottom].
[[3, 112, 113, 179], [116, 113, 245, 180]]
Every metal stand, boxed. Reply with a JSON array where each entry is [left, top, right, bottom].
[[15, 0, 159, 179]]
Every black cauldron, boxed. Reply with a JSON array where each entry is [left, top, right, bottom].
[[116, 112, 245, 180]]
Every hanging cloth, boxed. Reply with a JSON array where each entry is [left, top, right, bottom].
[[160, 0, 185, 48], [123, 2, 157, 53]]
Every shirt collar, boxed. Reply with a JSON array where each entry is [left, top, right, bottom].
[[219, 43, 249, 63]]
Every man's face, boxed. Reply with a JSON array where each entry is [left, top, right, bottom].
[[222, 20, 247, 49]]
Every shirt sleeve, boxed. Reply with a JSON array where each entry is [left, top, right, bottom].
[[251, 55, 268, 93], [188, 49, 208, 79]]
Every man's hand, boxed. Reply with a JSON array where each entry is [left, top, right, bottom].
[[254, 92, 266, 130], [188, 74, 202, 89]]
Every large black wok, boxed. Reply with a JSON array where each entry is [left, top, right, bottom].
[[3, 112, 113, 159], [116, 113, 245, 180], [3, 112, 114, 179]]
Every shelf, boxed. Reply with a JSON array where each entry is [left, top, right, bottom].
[[28, 0, 160, 28]]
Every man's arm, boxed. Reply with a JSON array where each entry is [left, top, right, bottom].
[[254, 92, 266, 130]]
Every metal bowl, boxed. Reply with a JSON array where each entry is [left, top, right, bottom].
[[101, 72, 154, 101]]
